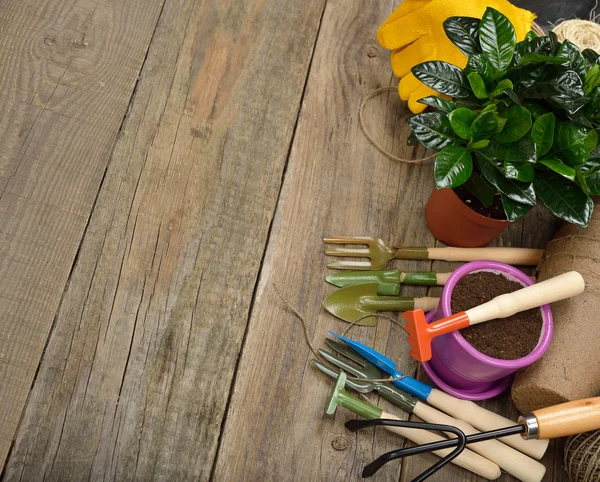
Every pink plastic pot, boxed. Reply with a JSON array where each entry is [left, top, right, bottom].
[[421, 260, 553, 401]]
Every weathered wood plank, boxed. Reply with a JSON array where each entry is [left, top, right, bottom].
[[209, 0, 458, 479], [0, 0, 166, 471], [1, 0, 327, 480]]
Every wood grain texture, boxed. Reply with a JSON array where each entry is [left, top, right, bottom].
[[0, 0, 166, 471], [210, 0, 447, 480], [1, 0, 576, 480], [1, 0, 327, 480]]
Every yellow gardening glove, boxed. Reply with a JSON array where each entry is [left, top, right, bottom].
[[378, 0, 535, 113]]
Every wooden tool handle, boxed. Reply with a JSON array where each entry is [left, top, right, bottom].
[[436, 272, 451, 285], [531, 398, 600, 439], [413, 402, 546, 482], [466, 271, 585, 325], [427, 247, 543, 265], [414, 297, 441, 312], [380, 411, 501, 480], [427, 389, 549, 460]]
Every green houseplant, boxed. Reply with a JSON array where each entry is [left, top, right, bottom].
[[408, 7, 600, 246]]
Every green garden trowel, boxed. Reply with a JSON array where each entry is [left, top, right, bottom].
[[322, 283, 439, 326], [326, 269, 450, 296]]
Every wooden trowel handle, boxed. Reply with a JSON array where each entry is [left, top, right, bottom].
[[523, 398, 600, 439], [427, 247, 543, 265], [466, 271, 585, 326]]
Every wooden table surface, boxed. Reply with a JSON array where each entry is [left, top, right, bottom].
[[0, 0, 576, 481]]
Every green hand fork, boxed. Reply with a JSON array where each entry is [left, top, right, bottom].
[[324, 236, 543, 270]]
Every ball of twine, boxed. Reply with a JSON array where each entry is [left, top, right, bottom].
[[553, 19, 600, 51], [565, 431, 600, 482]]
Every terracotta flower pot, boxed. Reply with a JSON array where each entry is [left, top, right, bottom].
[[424, 188, 509, 247]]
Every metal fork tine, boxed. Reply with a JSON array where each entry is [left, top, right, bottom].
[[326, 260, 373, 270], [325, 247, 371, 257], [318, 349, 365, 378], [323, 236, 374, 245], [324, 339, 369, 367], [312, 360, 370, 393]]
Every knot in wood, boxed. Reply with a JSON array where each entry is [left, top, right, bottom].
[[365, 47, 377, 58], [331, 435, 348, 451]]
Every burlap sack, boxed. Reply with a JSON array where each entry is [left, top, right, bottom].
[[512, 198, 600, 413]]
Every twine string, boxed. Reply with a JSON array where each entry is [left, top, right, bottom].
[[359, 87, 436, 164], [565, 430, 600, 482], [272, 285, 410, 385]]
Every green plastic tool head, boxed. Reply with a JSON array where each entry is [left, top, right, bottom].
[[325, 270, 401, 296], [326, 372, 382, 420], [326, 371, 348, 415], [322, 283, 416, 326]]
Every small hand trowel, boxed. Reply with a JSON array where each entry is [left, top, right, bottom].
[[326, 270, 450, 296], [322, 283, 439, 326]]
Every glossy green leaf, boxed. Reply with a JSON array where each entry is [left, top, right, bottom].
[[522, 101, 549, 121], [443, 17, 481, 57], [504, 160, 535, 181], [476, 151, 537, 205], [467, 72, 488, 99], [567, 112, 593, 128], [495, 116, 507, 133], [493, 105, 532, 142], [513, 35, 552, 64], [576, 166, 590, 195], [584, 167, 600, 194], [534, 169, 593, 226], [465, 53, 494, 86], [502, 195, 531, 221], [531, 112, 555, 157], [407, 113, 462, 151], [583, 48, 600, 64], [507, 62, 545, 88], [584, 64, 600, 96], [412, 61, 471, 98], [482, 138, 536, 163], [464, 172, 496, 207], [539, 158, 576, 180], [479, 7, 516, 72], [434, 146, 473, 188], [557, 39, 587, 78], [586, 86, 600, 118], [581, 158, 600, 195], [520, 70, 588, 115], [469, 139, 490, 149], [548, 31, 560, 55], [524, 30, 538, 41], [518, 52, 569, 65], [407, 131, 419, 146], [417, 96, 457, 113], [490, 79, 514, 98], [503, 88, 521, 105], [448, 108, 477, 139], [553, 121, 598, 166], [470, 110, 499, 141]]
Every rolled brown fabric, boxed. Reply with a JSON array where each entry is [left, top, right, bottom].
[[512, 198, 600, 413]]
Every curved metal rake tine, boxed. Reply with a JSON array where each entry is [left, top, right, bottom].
[[345, 419, 467, 482]]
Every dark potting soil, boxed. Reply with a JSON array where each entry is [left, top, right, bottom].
[[453, 184, 507, 220], [451, 271, 543, 360]]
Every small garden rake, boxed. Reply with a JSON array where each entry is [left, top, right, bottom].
[[402, 271, 585, 362]]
